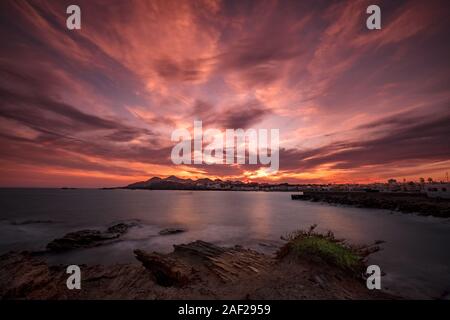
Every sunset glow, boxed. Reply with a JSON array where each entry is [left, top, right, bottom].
[[0, 0, 449, 187]]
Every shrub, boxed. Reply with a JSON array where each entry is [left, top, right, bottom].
[[277, 225, 382, 276]]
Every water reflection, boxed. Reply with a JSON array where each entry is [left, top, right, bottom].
[[0, 189, 449, 298]]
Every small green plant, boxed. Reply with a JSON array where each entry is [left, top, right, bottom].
[[277, 225, 382, 275]]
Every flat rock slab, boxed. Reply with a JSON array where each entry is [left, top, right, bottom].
[[134, 250, 192, 287], [135, 240, 273, 286]]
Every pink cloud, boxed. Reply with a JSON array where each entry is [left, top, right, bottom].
[[0, 0, 448, 186]]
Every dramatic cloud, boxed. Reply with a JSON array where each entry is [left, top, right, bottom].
[[0, 0, 449, 187]]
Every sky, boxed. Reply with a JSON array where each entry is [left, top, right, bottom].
[[0, 0, 449, 187]]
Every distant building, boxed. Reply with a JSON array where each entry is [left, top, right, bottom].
[[404, 181, 421, 192], [387, 179, 401, 192], [424, 183, 450, 199]]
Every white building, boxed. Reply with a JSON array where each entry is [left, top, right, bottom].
[[424, 183, 450, 199]]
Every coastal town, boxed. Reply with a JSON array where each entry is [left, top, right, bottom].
[[124, 175, 450, 199]]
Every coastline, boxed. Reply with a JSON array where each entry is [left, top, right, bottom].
[[2, 189, 450, 300], [291, 192, 450, 218]]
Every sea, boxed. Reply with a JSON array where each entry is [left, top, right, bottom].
[[1, 188, 449, 299]]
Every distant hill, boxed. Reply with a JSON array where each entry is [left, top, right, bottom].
[[124, 176, 301, 191], [126, 176, 226, 190]]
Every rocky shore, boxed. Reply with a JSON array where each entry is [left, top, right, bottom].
[[292, 192, 450, 218], [0, 226, 395, 300]]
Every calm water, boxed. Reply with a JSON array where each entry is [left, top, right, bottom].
[[1, 188, 449, 299]]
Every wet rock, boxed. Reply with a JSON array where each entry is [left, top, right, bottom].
[[107, 222, 138, 234], [46, 222, 136, 252], [159, 228, 186, 235], [46, 230, 116, 252]]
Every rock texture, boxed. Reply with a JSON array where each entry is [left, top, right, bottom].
[[135, 241, 272, 286], [173, 241, 272, 282], [134, 250, 192, 287], [0, 241, 398, 300]]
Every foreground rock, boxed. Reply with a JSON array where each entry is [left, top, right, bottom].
[[0, 251, 155, 299], [134, 250, 192, 287], [0, 240, 396, 299], [135, 241, 271, 286], [46, 222, 137, 252]]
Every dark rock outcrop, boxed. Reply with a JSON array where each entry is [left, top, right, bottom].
[[46, 222, 137, 252], [158, 228, 186, 235], [292, 192, 450, 217]]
